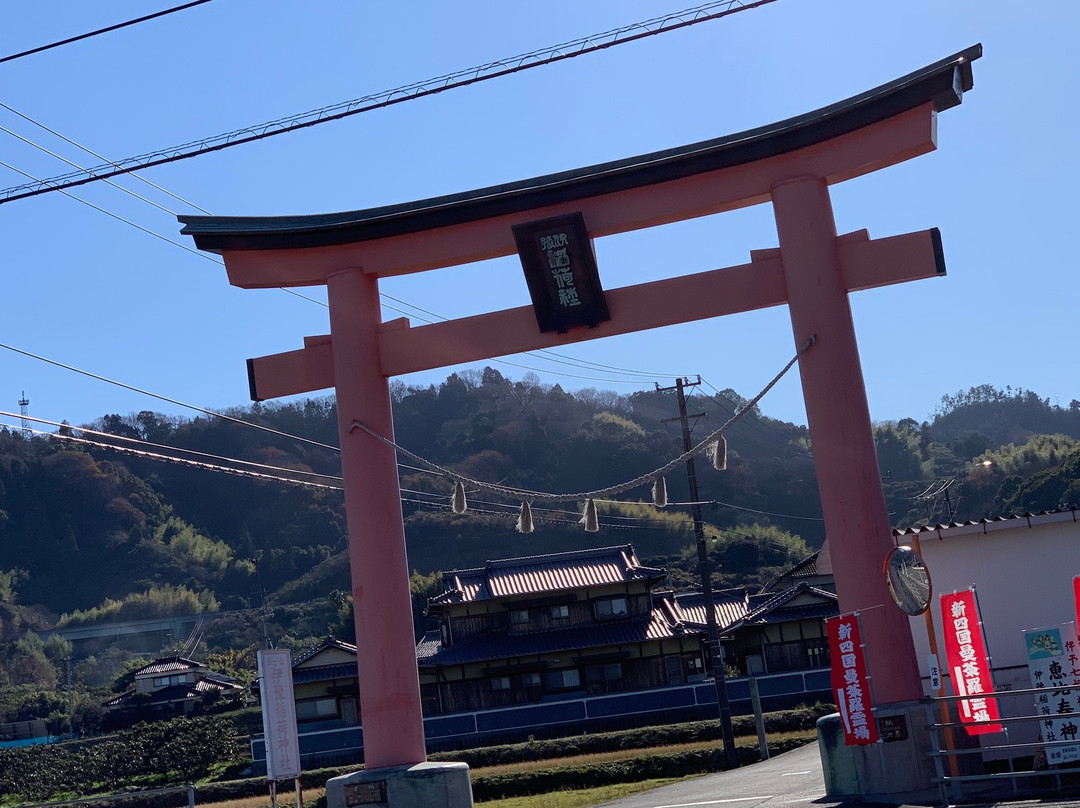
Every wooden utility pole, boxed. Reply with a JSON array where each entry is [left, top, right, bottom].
[[659, 377, 738, 769]]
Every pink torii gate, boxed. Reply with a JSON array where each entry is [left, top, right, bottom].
[[182, 46, 979, 778]]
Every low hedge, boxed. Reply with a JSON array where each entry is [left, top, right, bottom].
[[429, 703, 833, 769]]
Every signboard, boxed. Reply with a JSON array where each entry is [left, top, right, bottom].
[[1024, 623, 1080, 764], [940, 590, 1002, 735], [513, 212, 610, 334], [928, 653, 942, 693], [826, 613, 879, 744], [258, 649, 302, 781]]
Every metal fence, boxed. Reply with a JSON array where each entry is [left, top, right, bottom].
[[925, 686, 1080, 805]]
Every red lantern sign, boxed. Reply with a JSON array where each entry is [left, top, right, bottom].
[[826, 614, 879, 745], [940, 589, 1002, 735]]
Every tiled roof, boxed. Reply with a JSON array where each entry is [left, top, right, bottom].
[[292, 638, 357, 667], [292, 662, 357, 684], [674, 588, 749, 632], [728, 583, 838, 631], [132, 657, 206, 677], [430, 544, 665, 607], [760, 552, 825, 592], [416, 605, 700, 667], [893, 507, 1079, 537]]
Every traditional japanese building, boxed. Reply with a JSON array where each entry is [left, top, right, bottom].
[[416, 545, 707, 716], [103, 656, 244, 719]]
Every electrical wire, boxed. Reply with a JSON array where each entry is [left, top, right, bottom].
[[0, 0, 779, 203], [0, 100, 212, 213], [0, 410, 343, 483], [0, 1, 217, 65], [0, 123, 179, 215], [0, 158, 219, 263], [0, 339, 340, 452]]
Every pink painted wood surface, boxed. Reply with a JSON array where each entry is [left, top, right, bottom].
[[247, 227, 942, 399], [219, 105, 935, 288], [771, 176, 922, 704], [325, 269, 427, 768]]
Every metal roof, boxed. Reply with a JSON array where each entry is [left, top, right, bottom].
[[180, 46, 980, 254], [430, 544, 665, 607], [892, 507, 1079, 539]]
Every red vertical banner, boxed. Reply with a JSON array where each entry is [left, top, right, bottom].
[[826, 613, 879, 745], [940, 589, 1002, 735], [1073, 576, 1080, 629]]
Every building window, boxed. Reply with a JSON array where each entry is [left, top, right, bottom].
[[586, 663, 622, 683], [295, 697, 338, 722], [595, 597, 628, 620], [544, 668, 581, 691], [491, 676, 511, 691], [510, 609, 530, 626], [522, 672, 542, 688], [152, 674, 183, 688], [440, 621, 452, 646], [550, 604, 570, 620]]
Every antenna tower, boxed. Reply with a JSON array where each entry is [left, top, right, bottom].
[[18, 391, 30, 438]]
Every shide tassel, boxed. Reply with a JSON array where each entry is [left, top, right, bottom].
[[581, 498, 599, 532], [516, 501, 534, 534], [652, 475, 668, 508], [706, 435, 728, 471], [451, 481, 467, 514]]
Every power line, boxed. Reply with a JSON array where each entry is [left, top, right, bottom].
[[0, 0, 778, 204], [0, 158, 219, 263], [0, 100, 212, 213], [0, 339, 340, 452], [0, 409, 343, 484], [0, 1, 218, 66]]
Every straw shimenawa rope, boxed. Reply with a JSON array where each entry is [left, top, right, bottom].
[[349, 336, 814, 529]]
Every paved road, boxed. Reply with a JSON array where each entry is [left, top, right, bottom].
[[596, 743, 840, 808]]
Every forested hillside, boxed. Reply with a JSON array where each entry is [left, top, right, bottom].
[[0, 373, 1077, 731]]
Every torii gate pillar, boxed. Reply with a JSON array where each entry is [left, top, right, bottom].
[[773, 176, 923, 700], [325, 268, 428, 768]]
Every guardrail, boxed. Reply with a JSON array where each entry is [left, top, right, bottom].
[[925, 686, 1080, 805]]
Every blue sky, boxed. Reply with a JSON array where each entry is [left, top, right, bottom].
[[1, 0, 1076, 434]]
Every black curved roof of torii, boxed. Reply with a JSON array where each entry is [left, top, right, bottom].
[[179, 45, 980, 253]]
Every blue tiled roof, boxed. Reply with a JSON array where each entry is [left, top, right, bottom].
[[292, 663, 357, 684], [417, 607, 700, 667], [430, 544, 665, 607]]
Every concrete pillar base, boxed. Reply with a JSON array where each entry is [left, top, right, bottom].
[[817, 702, 939, 803], [325, 762, 473, 808]]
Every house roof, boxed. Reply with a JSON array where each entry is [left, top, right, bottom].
[[103, 676, 243, 709], [725, 583, 838, 633], [132, 657, 206, 677], [674, 588, 749, 631], [760, 551, 830, 593], [292, 638, 358, 667], [892, 507, 1080, 539], [417, 597, 701, 668], [429, 544, 665, 608]]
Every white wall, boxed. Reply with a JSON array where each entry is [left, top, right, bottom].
[[905, 512, 1080, 675]]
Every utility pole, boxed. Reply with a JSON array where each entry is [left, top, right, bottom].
[[659, 377, 738, 769], [63, 655, 74, 737]]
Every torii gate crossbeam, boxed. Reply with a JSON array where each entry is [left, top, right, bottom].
[[181, 45, 979, 793]]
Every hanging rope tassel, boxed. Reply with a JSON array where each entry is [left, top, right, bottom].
[[516, 501, 534, 534], [581, 498, 599, 532], [706, 435, 728, 471], [451, 481, 468, 514], [652, 475, 668, 507]]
